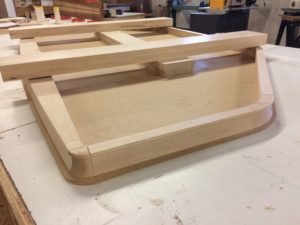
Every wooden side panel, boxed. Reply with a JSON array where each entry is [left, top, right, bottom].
[[9, 17, 173, 39], [0, 31, 267, 81], [89, 103, 273, 175], [20, 39, 93, 178], [28, 78, 82, 168], [28, 77, 94, 178], [256, 47, 273, 96]]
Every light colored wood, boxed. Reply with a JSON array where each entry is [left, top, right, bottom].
[[130, 27, 199, 76], [19, 39, 40, 101], [9, 17, 173, 39], [53, 0, 102, 21], [28, 78, 77, 168], [155, 58, 195, 77], [39, 41, 107, 52], [27, 78, 94, 178], [99, 31, 143, 45], [19, 39, 93, 178], [35, 33, 99, 46], [0, 17, 26, 23], [0, 31, 267, 81], [3, 26, 273, 182], [167, 27, 204, 37], [61, 54, 259, 145], [56, 50, 273, 176], [28, 48, 273, 181], [99, 30, 188, 76]]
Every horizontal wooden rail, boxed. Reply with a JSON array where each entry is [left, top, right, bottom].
[[0, 31, 267, 81], [9, 17, 173, 39]]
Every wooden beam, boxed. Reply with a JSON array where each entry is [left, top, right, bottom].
[[0, 31, 267, 81], [9, 17, 173, 39]]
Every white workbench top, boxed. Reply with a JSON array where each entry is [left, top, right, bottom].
[[1, 33, 300, 225]]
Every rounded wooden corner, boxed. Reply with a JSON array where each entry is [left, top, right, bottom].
[[68, 147, 94, 178]]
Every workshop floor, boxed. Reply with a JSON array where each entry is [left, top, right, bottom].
[[0, 190, 14, 225]]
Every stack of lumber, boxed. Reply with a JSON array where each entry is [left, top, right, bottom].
[[53, 0, 102, 20]]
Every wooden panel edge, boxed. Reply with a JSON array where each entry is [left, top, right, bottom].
[[0, 31, 267, 81], [89, 102, 273, 175], [9, 17, 173, 39], [27, 78, 83, 170], [0, 160, 35, 225]]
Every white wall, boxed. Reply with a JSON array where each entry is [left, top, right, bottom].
[[4, 0, 16, 17]]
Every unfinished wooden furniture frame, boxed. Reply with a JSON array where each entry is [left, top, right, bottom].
[[0, 18, 274, 184]]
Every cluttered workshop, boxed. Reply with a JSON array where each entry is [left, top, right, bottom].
[[0, 0, 300, 224]]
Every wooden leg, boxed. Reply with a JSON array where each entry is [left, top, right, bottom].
[[286, 22, 297, 47], [275, 20, 286, 45]]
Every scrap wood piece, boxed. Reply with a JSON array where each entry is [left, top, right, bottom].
[[0, 31, 267, 81]]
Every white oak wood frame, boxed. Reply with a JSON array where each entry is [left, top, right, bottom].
[[9, 17, 173, 39], [25, 48, 273, 182], [0, 31, 267, 81], [2, 23, 273, 182]]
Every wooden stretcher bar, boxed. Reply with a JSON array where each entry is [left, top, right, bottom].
[[0, 30, 267, 81], [9, 17, 173, 39], [0, 19, 273, 183]]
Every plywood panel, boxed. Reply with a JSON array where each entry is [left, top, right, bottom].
[[61, 54, 259, 145]]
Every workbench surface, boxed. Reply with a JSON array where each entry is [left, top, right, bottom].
[[1, 32, 300, 225]]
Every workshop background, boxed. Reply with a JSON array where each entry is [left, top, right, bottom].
[[0, 0, 299, 224]]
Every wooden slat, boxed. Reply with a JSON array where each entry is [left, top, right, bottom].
[[89, 98, 274, 175], [9, 17, 173, 39], [0, 31, 267, 81]]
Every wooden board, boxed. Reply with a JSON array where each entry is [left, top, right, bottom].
[[0, 19, 273, 183], [0, 30, 267, 81], [8, 17, 173, 39]]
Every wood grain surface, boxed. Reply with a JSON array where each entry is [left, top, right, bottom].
[[0, 190, 14, 225]]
